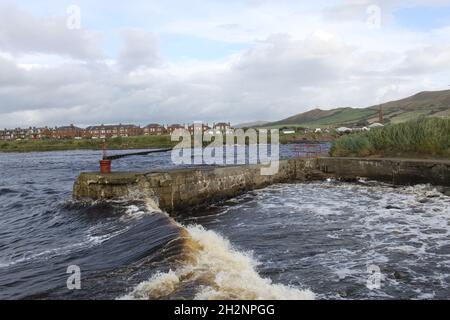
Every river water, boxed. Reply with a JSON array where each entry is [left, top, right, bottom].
[[0, 146, 449, 300]]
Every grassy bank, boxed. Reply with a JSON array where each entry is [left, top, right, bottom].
[[331, 118, 450, 158], [0, 131, 336, 153], [0, 135, 176, 153]]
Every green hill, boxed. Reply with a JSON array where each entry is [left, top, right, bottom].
[[264, 89, 450, 128]]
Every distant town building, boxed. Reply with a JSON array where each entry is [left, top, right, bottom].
[[0, 129, 13, 140], [14, 128, 27, 140], [369, 122, 384, 129], [336, 127, 353, 134], [53, 124, 84, 139], [213, 122, 231, 131], [167, 124, 187, 134], [25, 127, 43, 140], [0, 128, 27, 140], [86, 124, 142, 139], [1, 121, 236, 141], [144, 124, 166, 136], [281, 129, 296, 134], [0, 127, 54, 141], [211, 122, 233, 134], [352, 126, 369, 132], [188, 123, 211, 135]]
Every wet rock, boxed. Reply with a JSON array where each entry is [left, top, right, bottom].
[[417, 198, 429, 204]]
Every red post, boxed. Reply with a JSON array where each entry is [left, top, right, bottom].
[[100, 159, 111, 174], [100, 139, 111, 174]]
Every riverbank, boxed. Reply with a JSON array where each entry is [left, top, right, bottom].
[[0, 135, 176, 153], [0, 132, 334, 153]]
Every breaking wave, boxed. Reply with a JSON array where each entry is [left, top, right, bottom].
[[121, 221, 315, 300]]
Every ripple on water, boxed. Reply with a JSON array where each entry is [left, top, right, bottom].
[[0, 188, 18, 195]]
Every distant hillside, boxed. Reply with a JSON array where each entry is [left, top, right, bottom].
[[234, 121, 270, 128], [263, 89, 450, 128]]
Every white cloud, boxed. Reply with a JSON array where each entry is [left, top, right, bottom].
[[0, 4, 103, 60], [118, 28, 160, 72], [0, 1, 449, 128]]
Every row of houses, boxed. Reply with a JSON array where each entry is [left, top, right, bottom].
[[280, 127, 333, 135], [0, 127, 53, 141], [335, 122, 384, 134], [280, 122, 385, 135], [0, 123, 233, 141]]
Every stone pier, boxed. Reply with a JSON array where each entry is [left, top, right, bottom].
[[73, 157, 450, 212]]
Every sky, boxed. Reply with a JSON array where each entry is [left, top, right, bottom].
[[1, 0, 450, 128]]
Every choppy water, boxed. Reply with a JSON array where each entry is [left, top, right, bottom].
[[0, 146, 449, 299], [180, 182, 450, 299]]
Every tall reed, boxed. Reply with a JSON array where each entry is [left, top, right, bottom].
[[331, 118, 450, 158]]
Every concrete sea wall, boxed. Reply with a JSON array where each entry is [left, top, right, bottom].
[[73, 157, 450, 212], [318, 157, 450, 186]]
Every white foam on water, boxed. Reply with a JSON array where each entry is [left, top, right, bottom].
[[2, 239, 97, 268], [197, 181, 450, 299], [121, 224, 315, 300], [119, 181, 450, 300], [86, 225, 132, 245], [119, 205, 151, 222]]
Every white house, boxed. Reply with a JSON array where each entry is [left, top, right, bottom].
[[352, 126, 369, 132], [336, 127, 353, 134], [369, 122, 384, 129]]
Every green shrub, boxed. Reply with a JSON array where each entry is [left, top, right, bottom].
[[366, 118, 450, 156], [331, 135, 373, 157], [331, 118, 450, 158]]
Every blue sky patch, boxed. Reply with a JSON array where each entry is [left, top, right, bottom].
[[393, 5, 450, 31], [160, 34, 249, 62]]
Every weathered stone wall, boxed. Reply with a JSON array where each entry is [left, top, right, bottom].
[[73, 157, 450, 212], [317, 158, 450, 186], [73, 158, 318, 212]]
